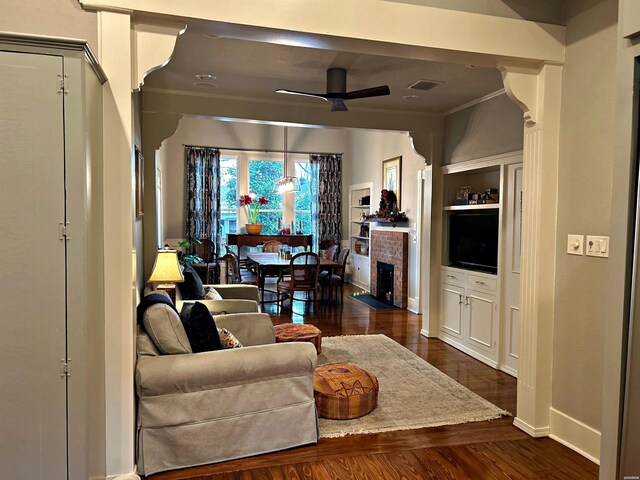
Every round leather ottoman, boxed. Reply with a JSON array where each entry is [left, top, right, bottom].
[[314, 362, 379, 419], [274, 323, 322, 354]]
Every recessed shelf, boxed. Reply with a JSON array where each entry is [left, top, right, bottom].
[[351, 235, 370, 241], [444, 204, 500, 211], [352, 205, 371, 209]]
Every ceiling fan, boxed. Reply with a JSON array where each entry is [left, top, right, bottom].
[[276, 67, 390, 112]]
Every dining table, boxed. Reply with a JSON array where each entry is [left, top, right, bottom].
[[246, 252, 339, 305]]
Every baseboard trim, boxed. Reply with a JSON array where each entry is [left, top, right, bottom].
[[420, 328, 430, 338], [549, 407, 600, 464], [106, 473, 140, 480], [499, 364, 518, 378], [513, 416, 550, 437], [408, 297, 420, 313], [438, 334, 499, 368]]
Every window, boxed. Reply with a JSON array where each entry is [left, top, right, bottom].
[[248, 159, 283, 235], [219, 156, 238, 241], [294, 161, 315, 234]]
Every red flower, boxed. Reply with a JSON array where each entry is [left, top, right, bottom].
[[258, 196, 269, 206], [239, 194, 253, 206]]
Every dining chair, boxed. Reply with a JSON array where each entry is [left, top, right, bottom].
[[220, 250, 258, 286], [193, 238, 218, 283], [276, 252, 321, 311], [262, 240, 283, 253], [320, 248, 350, 304]]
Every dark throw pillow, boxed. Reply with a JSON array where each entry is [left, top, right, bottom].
[[179, 302, 222, 353], [178, 263, 205, 300]]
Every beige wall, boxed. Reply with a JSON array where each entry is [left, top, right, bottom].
[[133, 92, 145, 296], [0, 0, 98, 52], [346, 129, 426, 301], [443, 93, 524, 164], [552, 0, 618, 432]]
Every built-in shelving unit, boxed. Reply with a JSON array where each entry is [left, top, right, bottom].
[[349, 182, 373, 290], [437, 153, 523, 377]]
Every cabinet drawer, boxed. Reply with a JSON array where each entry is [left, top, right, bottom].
[[468, 274, 497, 292], [441, 269, 466, 287]]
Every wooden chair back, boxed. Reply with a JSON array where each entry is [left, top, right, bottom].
[[195, 238, 215, 262], [262, 240, 283, 253], [323, 244, 339, 262], [336, 248, 350, 277], [290, 252, 321, 290], [220, 251, 241, 284]]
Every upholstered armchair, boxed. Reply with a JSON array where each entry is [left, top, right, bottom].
[[135, 307, 318, 475]]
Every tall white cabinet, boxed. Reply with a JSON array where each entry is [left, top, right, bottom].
[[0, 38, 106, 479], [436, 152, 522, 376]]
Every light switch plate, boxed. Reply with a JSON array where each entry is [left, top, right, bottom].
[[586, 235, 609, 258], [567, 234, 584, 255]]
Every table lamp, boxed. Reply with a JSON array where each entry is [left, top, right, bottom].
[[149, 250, 184, 303]]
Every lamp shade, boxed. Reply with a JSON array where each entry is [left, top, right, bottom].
[[149, 250, 184, 283]]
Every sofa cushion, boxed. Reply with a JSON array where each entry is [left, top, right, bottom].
[[143, 304, 192, 355], [180, 302, 222, 353], [178, 263, 205, 300], [204, 286, 223, 300], [218, 327, 243, 349]]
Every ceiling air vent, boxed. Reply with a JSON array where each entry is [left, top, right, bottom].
[[406, 80, 442, 92]]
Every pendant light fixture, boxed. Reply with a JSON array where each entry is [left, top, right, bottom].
[[274, 126, 300, 194]]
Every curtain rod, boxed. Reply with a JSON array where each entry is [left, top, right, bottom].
[[183, 144, 343, 156]]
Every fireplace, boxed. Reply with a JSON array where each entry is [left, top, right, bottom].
[[376, 262, 395, 305], [370, 230, 408, 308]]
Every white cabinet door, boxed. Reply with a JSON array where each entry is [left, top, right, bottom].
[[0, 51, 67, 479], [440, 283, 465, 339], [351, 254, 370, 290], [466, 288, 498, 357]]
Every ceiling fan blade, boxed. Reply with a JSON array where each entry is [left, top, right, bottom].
[[275, 89, 328, 100], [341, 85, 390, 100], [329, 99, 348, 112]]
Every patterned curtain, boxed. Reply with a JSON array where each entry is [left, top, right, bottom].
[[309, 154, 342, 252], [185, 147, 222, 255]]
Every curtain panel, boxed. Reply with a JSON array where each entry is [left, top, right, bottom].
[[185, 147, 222, 254], [309, 154, 342, 251]]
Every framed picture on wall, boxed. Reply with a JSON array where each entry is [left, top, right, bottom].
[[135, 147, 144, 219], [382, 156, 402, 209]]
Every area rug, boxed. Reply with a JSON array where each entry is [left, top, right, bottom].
[[349, 293, 398, 309], [317, 334, 510, 438]]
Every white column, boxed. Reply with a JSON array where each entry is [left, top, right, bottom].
[[99, 10, 137, 477], [501, 63, 563, 436]]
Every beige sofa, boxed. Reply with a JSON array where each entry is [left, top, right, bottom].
[[135, 306, 318, 475], [149, 283, 262, 314]]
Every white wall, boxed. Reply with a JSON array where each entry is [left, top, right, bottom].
[[157, 117, 349, 242], [346, 129, 426, 304]]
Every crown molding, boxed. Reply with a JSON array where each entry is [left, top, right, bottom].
[[0, 31, 107, 84]]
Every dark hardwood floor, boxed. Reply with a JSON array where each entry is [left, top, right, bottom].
[[146, 284, 598, 480]]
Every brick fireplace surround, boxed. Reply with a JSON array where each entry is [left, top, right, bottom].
[[370, 230, 409, 308]]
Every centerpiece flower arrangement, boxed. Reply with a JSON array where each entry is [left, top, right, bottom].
[[239, 193, 269, 234]]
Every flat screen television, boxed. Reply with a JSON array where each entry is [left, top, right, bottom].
[[448, 211, 499, 273]]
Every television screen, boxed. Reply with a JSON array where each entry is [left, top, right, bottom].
[[449, 211, 499, 273]]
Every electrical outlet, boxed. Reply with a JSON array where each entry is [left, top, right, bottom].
[[567, 234, 584, 255], [586, 235, 609, 258]]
